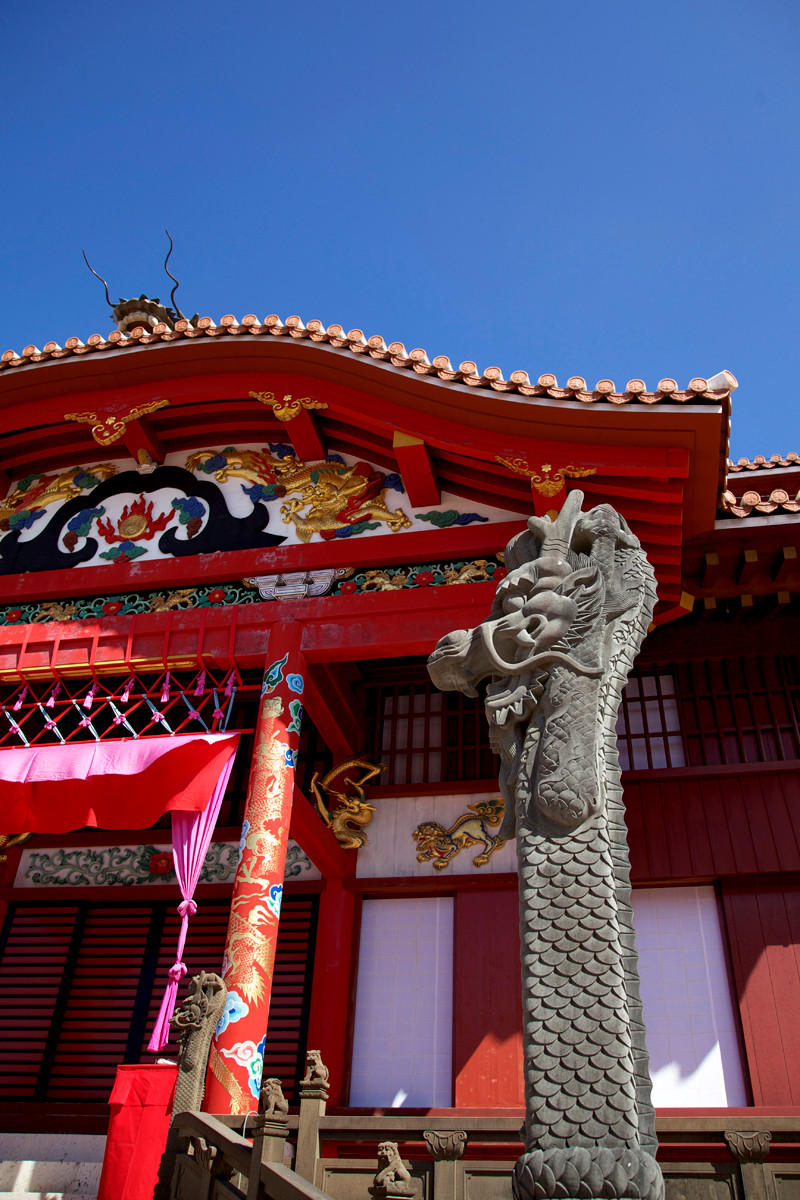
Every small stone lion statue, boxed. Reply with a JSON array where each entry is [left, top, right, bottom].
[[259, 1076, 289, 1121], [370, 1142, 414, 1196], [301, 1049, 330, 1088]]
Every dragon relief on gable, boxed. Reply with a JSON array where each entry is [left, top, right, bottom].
[[413, 798, 506, 870], [186, 446, 411, 541]]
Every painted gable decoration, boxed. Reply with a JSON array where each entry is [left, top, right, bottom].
[[0, 464, 286, 576], [0, 442, 524, 575]]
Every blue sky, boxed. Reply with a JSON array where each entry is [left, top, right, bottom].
[[1, 0, 798, 461]]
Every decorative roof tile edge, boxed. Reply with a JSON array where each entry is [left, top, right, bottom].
[[720, 488, 800, 518], [0, 314, 735, 407], [727, 453, 800, 472]]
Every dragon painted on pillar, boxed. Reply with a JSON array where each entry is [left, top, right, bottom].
[[428, 490, 663, 1200]]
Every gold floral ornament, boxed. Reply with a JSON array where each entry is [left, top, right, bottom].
[[496, 456, 597, 497], [310, 759, 385, 850], [63, 398, 170, 446], [249, 391, 328, 422]]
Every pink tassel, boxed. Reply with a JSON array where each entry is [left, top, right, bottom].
[[194, 670, 206, 697], [147, 898, 197, 1052], [120, 676, 135, 704], [146, 964, 186, 1052], [45, 682, 61, 709], [224, 674, 234, 698], [161, 672, 171, 704], [12, 686, 28, 712], [83, 681, 98, 710]]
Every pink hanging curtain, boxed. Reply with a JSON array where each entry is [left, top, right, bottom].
[[0, 734, 239, 832], [147, 747, 237, 1051]]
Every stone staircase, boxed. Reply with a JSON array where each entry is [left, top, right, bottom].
[[0, 1134, 105, 1200]]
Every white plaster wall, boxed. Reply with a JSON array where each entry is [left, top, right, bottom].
[[356, 792, 517, 878], [633, 886, 748, 1107], [349, 897, 454, 1108]]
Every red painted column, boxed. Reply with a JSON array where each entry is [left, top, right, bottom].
[[204, 621, 305, 1114], [305, 878, 360, 1107]]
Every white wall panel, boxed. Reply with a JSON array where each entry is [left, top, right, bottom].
[[633, 886, 747, 1107], [349, 897, 454, 1107]]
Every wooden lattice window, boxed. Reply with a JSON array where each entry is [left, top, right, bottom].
[[616, 671, 685, 771], [0, 894, 317, 1107], [365, 677, 498, 787], [674, 656, 800, 766], [367, 655, 800, 783]]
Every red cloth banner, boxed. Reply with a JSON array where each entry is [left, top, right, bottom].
[[97, 1064, 177, 1200], [0, 734, 238, 832]]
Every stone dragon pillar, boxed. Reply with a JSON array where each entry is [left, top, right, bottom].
[[428, 491, 663, 1200]]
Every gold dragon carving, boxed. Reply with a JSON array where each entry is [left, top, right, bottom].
[[310, 759, 386, 850], [0, 833, 32, 862], [0, 464, 118, 523], [186, 447, 412, 542]]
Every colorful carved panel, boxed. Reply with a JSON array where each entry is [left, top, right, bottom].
[[0, 439, 516, 575]]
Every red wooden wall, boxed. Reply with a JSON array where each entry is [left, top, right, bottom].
[[722, 878, 800, 1106], [453, 888, 523, 1108], [625, 765, 800, 881]]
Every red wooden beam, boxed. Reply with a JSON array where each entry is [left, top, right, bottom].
[[122, 417, 166, 464], [392, 432, 440, 506], [285, 407, 326, 461], [303, 663, 363, 759], [0, 520, 523, 604], [289, 785, 354, 878]]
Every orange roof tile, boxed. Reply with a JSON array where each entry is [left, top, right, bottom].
[[0, 313, 736, 407], [727, 453, 800, 472]]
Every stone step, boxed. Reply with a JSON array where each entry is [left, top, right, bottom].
[[0, 1193, 75, 1199], [0, 1161, 101, 1198]]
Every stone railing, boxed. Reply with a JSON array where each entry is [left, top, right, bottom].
[[159, 977, 800, 1200], [169, 1110, 333, 1200], [170, 1104, 800, 1200]]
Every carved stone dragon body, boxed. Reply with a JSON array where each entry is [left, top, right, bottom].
[[428, 491, 663, 1200]]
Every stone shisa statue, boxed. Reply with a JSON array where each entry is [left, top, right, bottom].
[[428, 490, 664, 1200]]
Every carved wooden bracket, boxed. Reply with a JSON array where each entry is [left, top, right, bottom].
[[724, 1130, 772, 1163], [423, 1131, 467, 1160]]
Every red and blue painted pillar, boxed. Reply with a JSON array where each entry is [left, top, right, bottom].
[[204, 621, 305, 1114]]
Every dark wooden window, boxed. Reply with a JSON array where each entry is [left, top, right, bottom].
[[367, 655, 800, 783], [673, 656, 800, 767], [0, 894, 317, 1106], [616, 671, 685, 771], [367, 681, 495, 787]]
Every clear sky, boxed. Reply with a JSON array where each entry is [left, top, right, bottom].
[[2, 0, 798, 461]]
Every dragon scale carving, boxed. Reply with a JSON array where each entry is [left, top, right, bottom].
[[428, 490, 662, 1200]]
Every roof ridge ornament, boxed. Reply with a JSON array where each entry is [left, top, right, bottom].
[[81, 232, 198, 335]]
